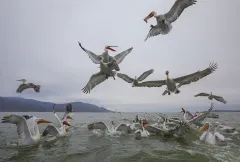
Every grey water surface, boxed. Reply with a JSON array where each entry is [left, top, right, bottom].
[[0, 112, 239, 162]]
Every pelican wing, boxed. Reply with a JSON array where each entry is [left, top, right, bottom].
[[184, 110, 194, 120], [144, 125, 164, 134], [194, 93, 210, 97], [1, 114, 31, 140], [174, 62, 218, 86], [116, 124, 132, 134], [82, 72, 107, 94], [145, 25, 163, 42], [164, 0, 197, 23], [112, 47, 133, 64], [214, 132, 225, 141], [16, 84, 30, 93], [135, 80, 166, 87], [137, 69, 154, 82], [117, 73, 134, 83], [212, 95, 227, 104], [42, 125, 59, 136], [188, 103, 214, 124], [78, 42, 101, 64], [88, 122, 108, 131]]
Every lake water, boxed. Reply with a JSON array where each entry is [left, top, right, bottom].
[[0, 112, 240, 162]]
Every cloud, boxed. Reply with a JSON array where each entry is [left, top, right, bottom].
[[0, 0, 239, 112]]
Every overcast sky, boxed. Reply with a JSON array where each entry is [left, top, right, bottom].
[[0, 0, 239, 112]]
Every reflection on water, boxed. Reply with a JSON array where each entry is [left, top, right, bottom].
[[0, 112, 239, 162]]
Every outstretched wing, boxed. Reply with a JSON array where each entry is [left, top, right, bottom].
[[145, 25, 163, 42], [164, 0, 197, 23], [213, 95, 227, 104], [188, 103, 214, 124], [135, 80, 166, 87], [194, 93, 210, 97], [113, 47, 133, 64], [88, 122, 108, 131], [78, 42, 101, 64], [174, 62, 218, 86], [1, 114, 31, 140], [116, 124, 132, 134], [144, 125, 164, 134], [16, 84, 30, 93], [117, 73, 134, 83], [137, 69, 154, 82], [82, 72, 107, 94], [42, 125, 59, 136]]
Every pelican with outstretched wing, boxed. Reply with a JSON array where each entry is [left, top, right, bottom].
[[117, 69, 154, 87], [1, 114, 51, 145], [194, 92, 227, 104], [144, 0, 197, 41], [135, 62, 218, 96], [16, 79, 41, 93]]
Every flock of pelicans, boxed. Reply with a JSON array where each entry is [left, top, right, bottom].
[[1, 0, 235, 149]]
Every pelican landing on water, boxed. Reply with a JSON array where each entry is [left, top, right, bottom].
[[1, 115, 51, 146], [16, 79, 41, 93], [117, 69, 154, 87], [194, 92, 227, 104], [134, 62, 217, 96], [144, 0, 197, 41]]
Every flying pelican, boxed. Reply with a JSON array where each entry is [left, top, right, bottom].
[[194, 92, 227, 104], [144, 0, 197, 41], [117, 69, 154, 87], [78, 42, 133, 65], [16, 79, 41, 93], [1, 114, 51, 145], [88, 121, 132, 134], [199, 122, 225, 145], [134, 62, 217, 95], [42, 105, 72, 137]]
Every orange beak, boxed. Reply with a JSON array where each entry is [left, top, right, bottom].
[[199, 124, 209, 132], [144, 12, 155, 23], [37, 119, 52, 124], [63, 121, 71, 126]]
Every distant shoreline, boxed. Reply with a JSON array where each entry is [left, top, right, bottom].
[[212, 110, 240, 112]]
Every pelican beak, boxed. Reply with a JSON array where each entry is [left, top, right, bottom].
[[199, 124, 209, 132], [63, 121, 71, 126], [37, 119, 52, 124], [1, 116, 10, 123], [66, 115, 73, 120], [106, 46, 118, 52], [181, 108, 185, 113], [144, 12, 155, 23]]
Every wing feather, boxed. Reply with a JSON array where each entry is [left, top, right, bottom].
[[213, 95, 227, 104], [144, 125, 164, 134], [42, 125, 59, 136], [82, 72, 107, 94], [174, 62, 218, 86], [78, 42, 101, 64], [135, 80, 166, 87], [164, 0, 197, 23], [145, 25, 163, 42], [117, 73, 134, 83], [113, 47, 133, 64], [16, 84, 30, 93], [116, 124, 132, 134], [137, 69, 154, 82], [194, 93, 210, 97]]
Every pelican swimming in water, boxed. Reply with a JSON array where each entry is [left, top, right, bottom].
[[1, 114, 51, 146], [117, 69, 154, 87], [135, 62, 217, 96], [199, 122, 225, 145], [144, 0, 197, 41], [194, 92, 227, 104], [42, 105, 72, 137], [88, 121, 133, 135], [134, 121, 150, 139], [16, 79, 41, 93], [61, 103, 73, 132], [78, 42, 133, 66]]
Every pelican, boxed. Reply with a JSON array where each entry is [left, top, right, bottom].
[[134, 121, 150, 139], [16, 79, 41, 93], [42, 105, 71, 137], [194, 92, 227, 104], [135, 62, 217, 95], [144, 0, 197, 41], [61, 103, 73, 132], [88, 121, 133, 135], [78, 42, 133, 65], [199, 122, 225, 145], [117, 69, 154, 87], [1, 114, 51, 145]]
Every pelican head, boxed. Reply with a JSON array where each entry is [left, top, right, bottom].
[[104, 45, 118, 52], [144, 11, 157, 23], [199, 123, 210, 132], [181, 108, 185, 114], [63, 121, 71, 126]]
